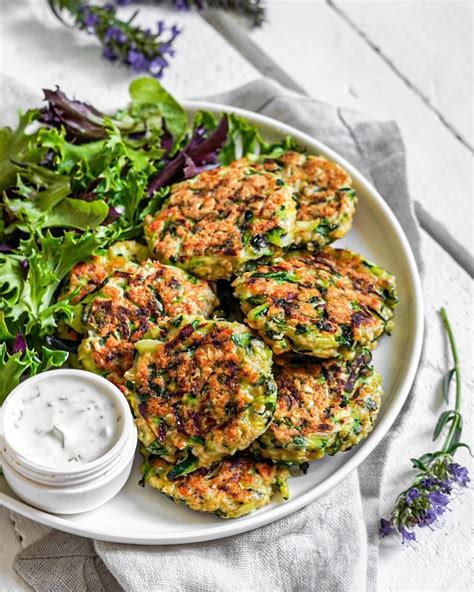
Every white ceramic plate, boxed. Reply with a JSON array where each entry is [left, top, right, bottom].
[[0, 102, 424, 544]]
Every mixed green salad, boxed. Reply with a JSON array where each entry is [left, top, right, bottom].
[[0, 78, 296, 402]]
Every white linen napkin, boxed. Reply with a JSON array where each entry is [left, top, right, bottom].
[[13, 77, 422, 592]]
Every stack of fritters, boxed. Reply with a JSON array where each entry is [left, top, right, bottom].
[[62, 149, 398, 519]]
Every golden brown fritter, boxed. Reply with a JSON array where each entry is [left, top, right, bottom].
[[78, 261, 219, 389], [140, 452, 289, 518], [62, 241, 150, 305], [143, 159, 296, 280], [253, 350, 383, 463], [259, 151, 357, 248], [126, 317, 277, 476], [233, 247, 398, 358]]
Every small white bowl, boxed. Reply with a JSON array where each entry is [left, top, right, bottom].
[[0, 370, 137, 514]]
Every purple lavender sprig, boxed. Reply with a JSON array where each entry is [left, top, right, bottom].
[[48, 1, 181, 78], [380, 308, 471, 543]]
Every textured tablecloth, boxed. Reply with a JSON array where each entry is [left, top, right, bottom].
[[13, 77, 422, 592]]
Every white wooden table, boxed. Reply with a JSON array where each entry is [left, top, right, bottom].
[[1, 1, 472, 590]]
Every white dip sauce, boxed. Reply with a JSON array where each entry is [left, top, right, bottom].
[[6, 375, 122, 468]]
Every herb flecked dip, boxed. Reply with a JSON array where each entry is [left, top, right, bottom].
[[5, 376, 122, 468]]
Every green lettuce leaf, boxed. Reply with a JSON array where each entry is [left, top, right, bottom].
[[0, 230, 104, 339], [0, 344, 34, 404], [37, 122, 161, 234], [0, 343, 68, 404], [4, 162, 108, 233], [217, 113, 299, 164], [22, 231, 104, 334], [129, 77, 187, 144], [0, 109, 44, 192]]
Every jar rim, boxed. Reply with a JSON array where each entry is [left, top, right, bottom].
[[1, 425, 137, 488]]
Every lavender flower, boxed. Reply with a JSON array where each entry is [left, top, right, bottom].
[[169, 24, 182, 41], [428, 490, 449, 508], [400, 529, 416, 544], [406, 488, 420, 505], [83, 11, 100, 31], [103, 45, 117, 61], [156, 20, 166, 36], [49, 1, 180, 78], [419, 508, 437, 527], [379, 518, 392, 537], [380, 454, 470, 543], [449, 463, 470, 487], [380, 309, 471, 543], [105, 26, 128, 44], [160, 43, 176, 57], [127, 49, 149, 71], [149, 56, 168, 77], [49, 1, 265, 79]]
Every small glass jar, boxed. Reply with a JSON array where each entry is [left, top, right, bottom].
[[0, 370, 137, 514]]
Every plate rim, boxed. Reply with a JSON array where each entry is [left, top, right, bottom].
[[0, 100, 424, 544]]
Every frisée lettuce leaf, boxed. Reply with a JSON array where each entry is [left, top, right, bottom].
[[0, 230, 103, 338], [0, 343, 68, 404]]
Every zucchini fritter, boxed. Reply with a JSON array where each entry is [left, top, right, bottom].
[[233, 247, 398, 358], [126, 317, 277, 476], [141, 453, 289, 519], [259, 151, 357, 248], [78, 261, 218, 388], [143, 159, 296, 280], [62, 240, 150, 304], [253, 350, 383, 463]]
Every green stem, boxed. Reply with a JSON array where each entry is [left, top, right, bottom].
[[440, 308, 462, 452]]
